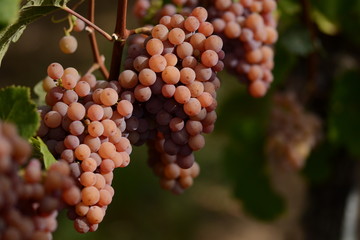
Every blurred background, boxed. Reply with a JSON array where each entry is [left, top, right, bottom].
[[1, 0, 360, 239]]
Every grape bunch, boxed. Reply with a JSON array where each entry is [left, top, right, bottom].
[[0, 121, 77, 240], [119, 7, 221, 193], [38, 62, 132, 233], [266, 92, 322, 169], [134, 0, 199, 19], [209, 0, 277, 97], [133, 0, 278, 98]]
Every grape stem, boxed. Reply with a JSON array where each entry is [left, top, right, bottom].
[[129, 26, 153, 36], [109, 0, 130, 80], [63, 15, 74, 36], [87, 0, 109, 79], [61, 6, 113, 41]]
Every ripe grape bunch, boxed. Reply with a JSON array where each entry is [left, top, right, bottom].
[[118, 6, 222, 194], [210, 0, 277, 97], [0, 122, 77, 239], [134, 0, 278, 98], [38, 62, 132, 233]]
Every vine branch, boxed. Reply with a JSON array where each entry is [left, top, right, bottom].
[[62, 6, 113, 41], [109, 0, 130, 80], [87, 0, 109, 79]]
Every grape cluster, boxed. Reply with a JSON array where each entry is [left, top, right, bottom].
[[266, 92, 322, 169], [133, 0, 278, 98], [119, 7, 221, 193], [209, 0, 277, 97], [134, 0, 199, 19], [147, 136, 200, 194], [0, 122, 76, 240], [38, 62, 132, 233]]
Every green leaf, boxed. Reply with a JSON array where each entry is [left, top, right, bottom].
[[0, 0, 71, 65], [30, 136, 57, 169], [328, 70, 360, 157], [311, 9, 338, 35], [309, 0, 340, 22], [0, 86, 40, 139], [217, 88, 285, 220], [0, 0, 20, 31], [33, 79, 46, 106], [278, 0, 301, 16], [280, 26, 314, 56]]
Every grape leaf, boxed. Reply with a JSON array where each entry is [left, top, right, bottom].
[[217, 89, 285, 220], [0, 86, 40, 139], [280, 26, 314, 56], [0, 0, 71, 65], [30, 136, 57, 169], [33, 79, 46, 106], [0, 0, 20, 31]]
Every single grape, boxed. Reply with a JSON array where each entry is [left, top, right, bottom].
[[59, 35, 78, 54], [47, 62, 64, 80]]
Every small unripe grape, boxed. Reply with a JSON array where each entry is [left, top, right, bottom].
[[73, 18, 85, 32], [59, 35, 78, 54]]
